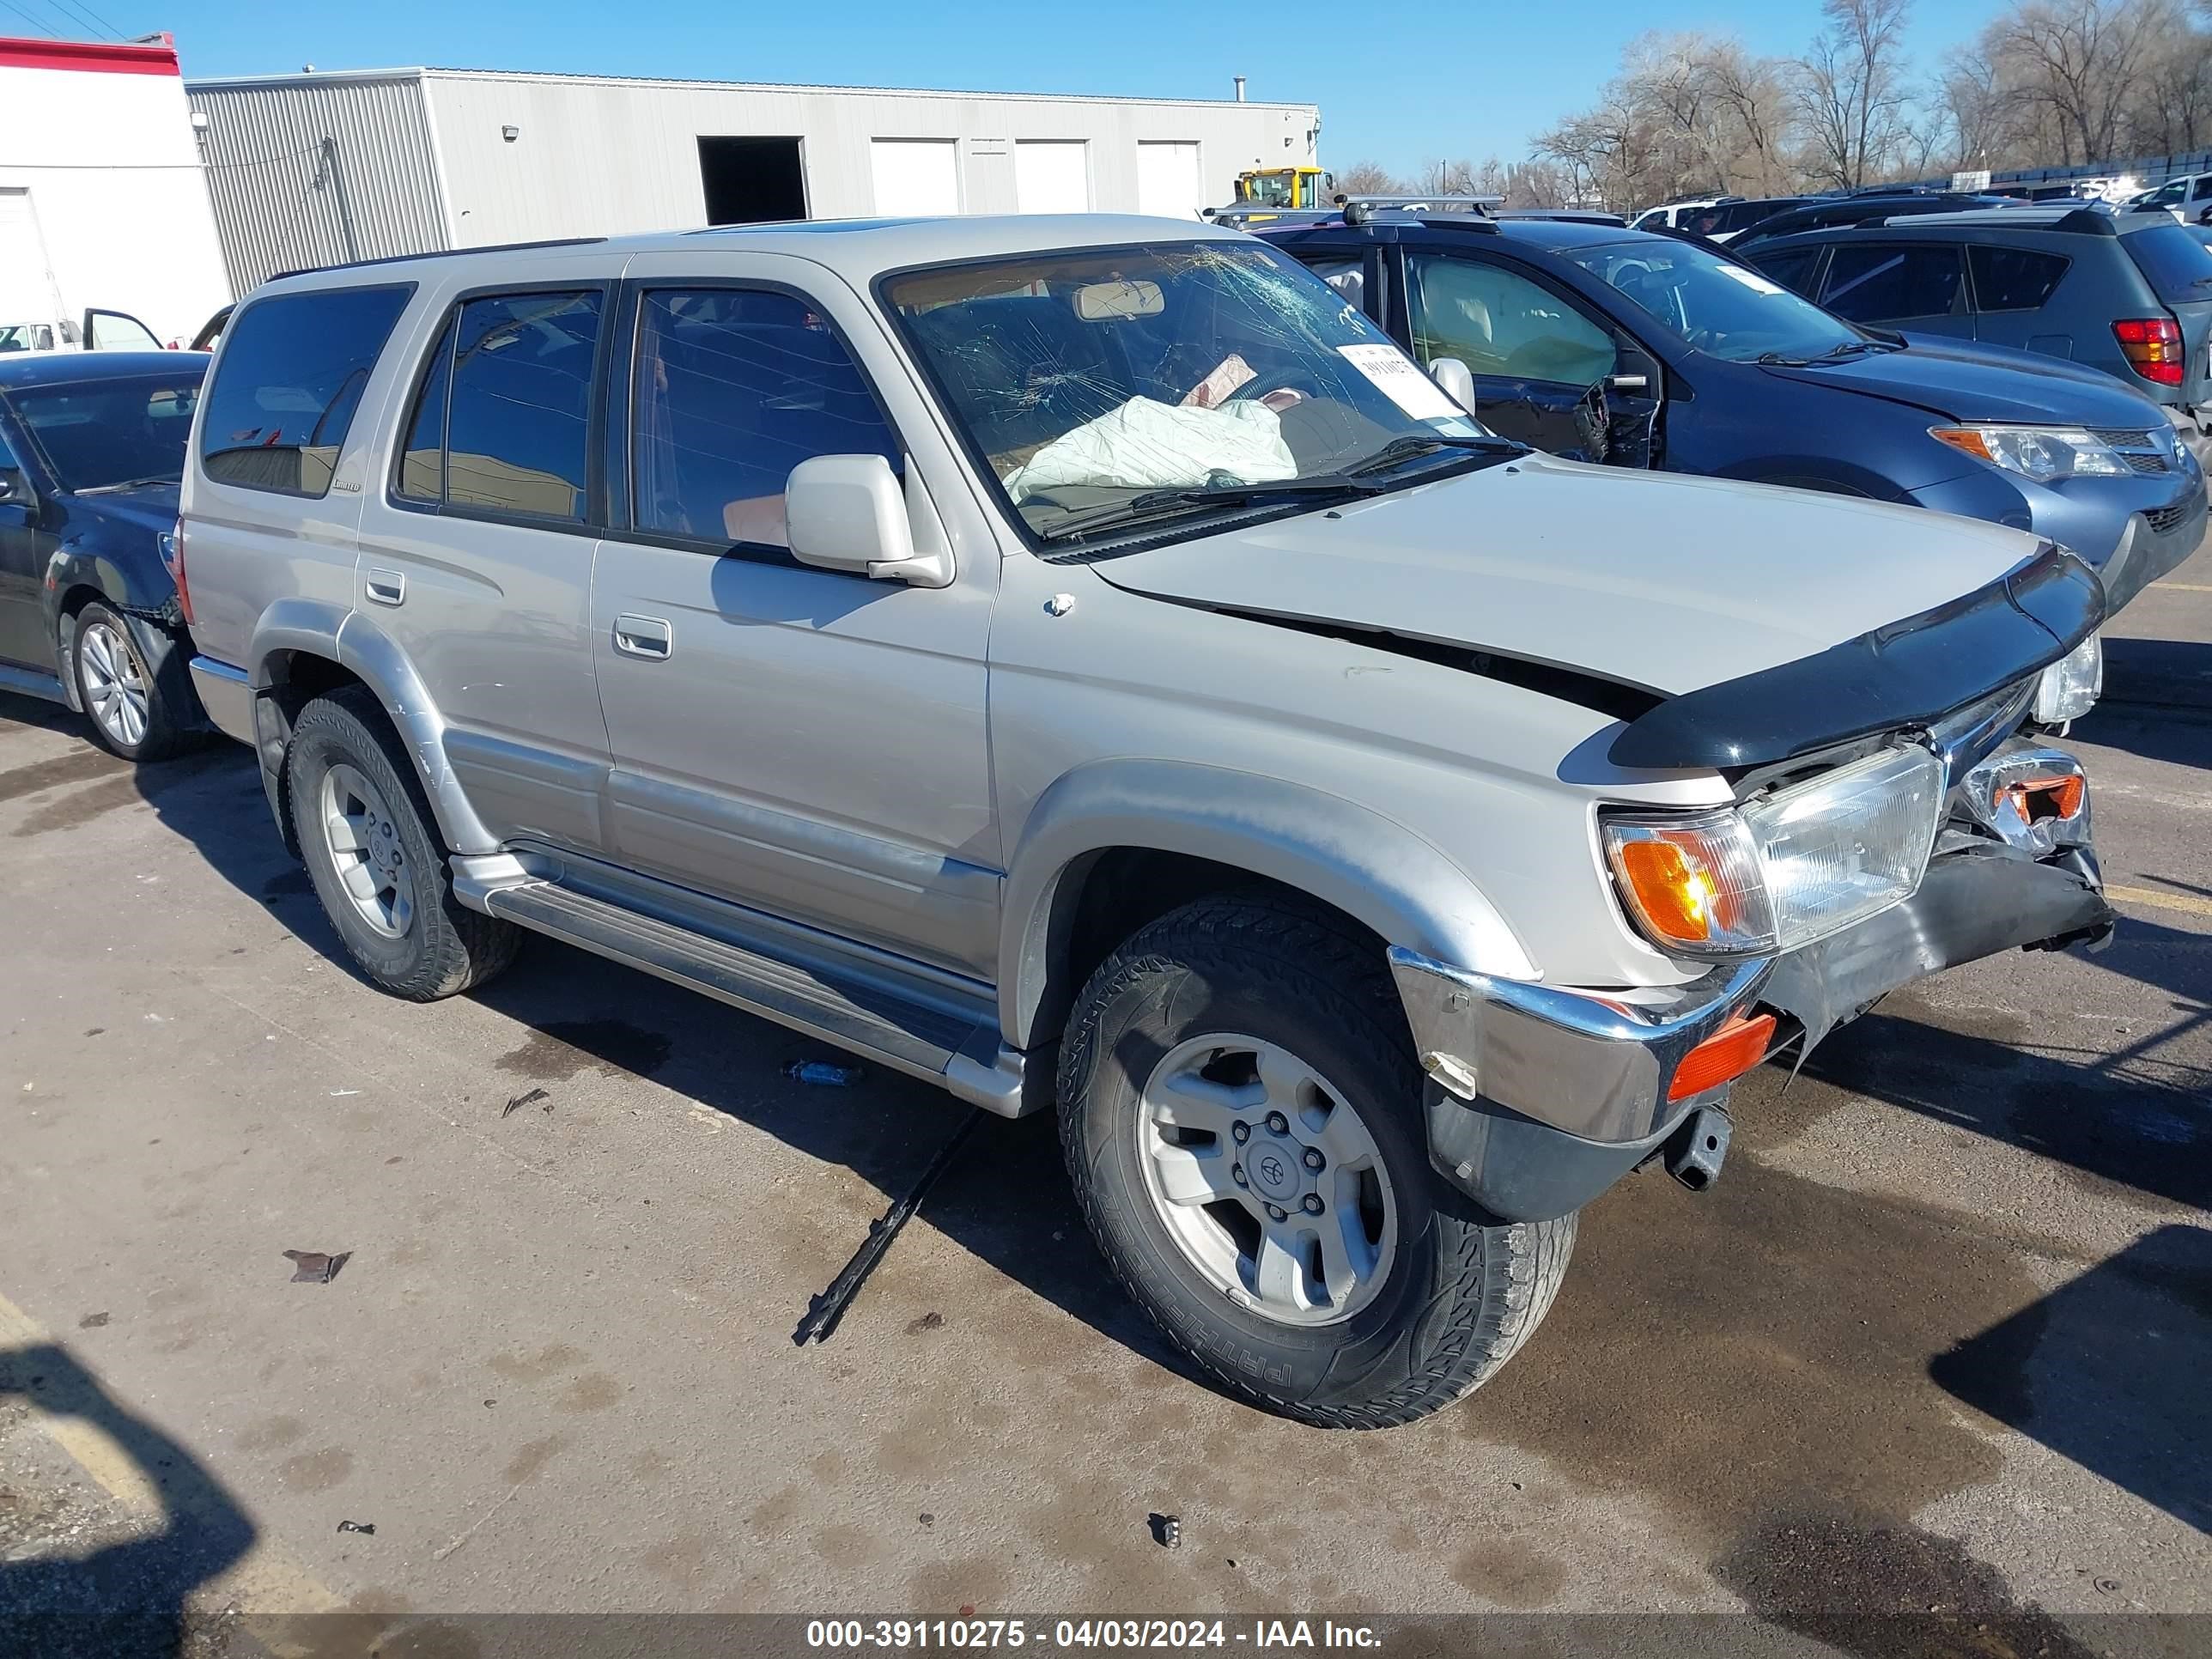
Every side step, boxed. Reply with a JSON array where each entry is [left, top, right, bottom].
[[479, 879, 1036, 1117]]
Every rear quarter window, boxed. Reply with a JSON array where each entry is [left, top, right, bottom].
[[198, 284, 412, 497], [1967, 246, 2071, 312], [2123, 222, 2212, 305]]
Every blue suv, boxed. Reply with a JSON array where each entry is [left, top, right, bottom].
[[1261, 213, 2206, 611]]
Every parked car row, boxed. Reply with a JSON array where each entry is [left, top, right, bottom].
[[1264, 209, 2206, 611], [0, 211, 2154, 1431]]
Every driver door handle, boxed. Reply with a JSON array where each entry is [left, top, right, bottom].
[[613, 614, 672, 659]]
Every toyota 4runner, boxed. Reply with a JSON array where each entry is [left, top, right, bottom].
[[177, 216, 2113, 1427]]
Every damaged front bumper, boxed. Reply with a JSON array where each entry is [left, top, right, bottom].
[[1390, 744, 2115, 1224]]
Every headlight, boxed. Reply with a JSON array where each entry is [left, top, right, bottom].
[[1602, 745, 1944, 958], [1929, 425, 2130, 483], [2034, 633, 2103, 724]]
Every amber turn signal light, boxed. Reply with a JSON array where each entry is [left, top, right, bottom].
[[1668, 1012, 1778, 1103]]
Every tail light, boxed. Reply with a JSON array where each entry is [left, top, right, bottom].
[[161, 517, 193, 626], [2112, 317, 2185, 385]]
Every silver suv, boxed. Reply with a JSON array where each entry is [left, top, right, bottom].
[[177, 216, 2114, 1427]]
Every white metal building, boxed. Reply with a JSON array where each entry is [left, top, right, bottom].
[[1, 33, 232, 346], [185, 67, 1322, 292]]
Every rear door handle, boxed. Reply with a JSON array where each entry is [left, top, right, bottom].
[[613, 613, 672, 659], [365, 569, 405, 606]]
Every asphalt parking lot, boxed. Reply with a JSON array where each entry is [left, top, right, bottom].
[[1, 552, 2208, 1658]]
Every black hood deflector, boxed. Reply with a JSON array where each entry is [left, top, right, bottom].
[[1607, 544, 2103, 770]]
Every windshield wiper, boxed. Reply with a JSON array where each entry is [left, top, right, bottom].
[[1127, 475, 1384, 510], [1813, 338, 1900, 360], [74, 475, 180, 495], [1345, 432, 1521, 476]]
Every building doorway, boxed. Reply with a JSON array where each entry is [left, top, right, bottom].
[[697, 137, 808, 225]]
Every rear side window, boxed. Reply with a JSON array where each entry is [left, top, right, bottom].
[[199, 285, 410, 497], [398, 290, 603, 523], [1968, 246, 2070, 313], [630, 287, 899, 551], [1820, 243, 1963, 320], [2123, 221, 2212, 304], [1746, 246, 1822, 296]]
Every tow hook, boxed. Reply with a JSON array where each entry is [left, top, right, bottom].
[[1662, 1105, 1732, 1194]]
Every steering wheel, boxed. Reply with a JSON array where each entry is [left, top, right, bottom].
[[1227, 366, 1327, 404]]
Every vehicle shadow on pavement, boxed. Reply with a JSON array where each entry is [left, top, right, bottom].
[[1932, 1224, 2212, 1535], [113, 740, 1200, 1375], [2085, 640, 2212, 769], [0, 1340, 257, 1658], [1784, 920, 2210, 1212]]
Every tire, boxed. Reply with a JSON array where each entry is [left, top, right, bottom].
[[286, 685, 520, 1001], [1059, 894, 1577, 1430], [70, 602, 194, 763]]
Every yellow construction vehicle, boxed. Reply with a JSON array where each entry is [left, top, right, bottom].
[[1230, 166, 1336, 216]]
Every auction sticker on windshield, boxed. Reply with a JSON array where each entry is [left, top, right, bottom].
[[1717, 264, 1789, 295], [1337, 343, 1469, 422]]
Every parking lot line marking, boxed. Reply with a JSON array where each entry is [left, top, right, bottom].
[[2105, 882, 2212, 921], [2149, 580, 2212, 592], [0, 1289, 164, 1511], [0, 1288, 346, 1616]]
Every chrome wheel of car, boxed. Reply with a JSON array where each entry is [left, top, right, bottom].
[[318, 762, 413, 939], [1138, 1034, 1398, 1328], [79, 620, 149, 750]]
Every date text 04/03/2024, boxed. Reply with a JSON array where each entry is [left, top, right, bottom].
[[805, 1620, 1384, 1650]]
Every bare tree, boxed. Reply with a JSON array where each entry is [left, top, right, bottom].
[[1334, 160, 1404, 198], [1984, 0, 2158, 164], [1796, 0, 1917, 187]]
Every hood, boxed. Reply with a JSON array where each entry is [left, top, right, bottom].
[[1091, 454, 2045, 701], [1758, 335, 2166, 426], [65, 481, 179, 538]]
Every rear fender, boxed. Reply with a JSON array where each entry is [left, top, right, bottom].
[[248, 599, 497, 854]]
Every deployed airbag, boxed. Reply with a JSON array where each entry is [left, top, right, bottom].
[[1003, 396, 1296, 504]]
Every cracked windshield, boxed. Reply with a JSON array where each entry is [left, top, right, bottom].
[[884, 242, 1497, 544]]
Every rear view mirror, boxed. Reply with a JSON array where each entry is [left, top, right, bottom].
[[786, 454, 949, 586], [1429, 357, 1477, 413], [1073, 280, 1164, 321]]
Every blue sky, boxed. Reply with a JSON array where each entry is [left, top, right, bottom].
[[26, 0, 1996, 176]]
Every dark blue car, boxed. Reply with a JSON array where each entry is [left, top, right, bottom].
[[1260, 215, 2206, 611], [0, 351, 210, 760]]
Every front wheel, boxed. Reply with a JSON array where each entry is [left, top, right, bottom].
[[1058, 895, 1577, 1429]]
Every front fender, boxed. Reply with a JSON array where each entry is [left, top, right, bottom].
[[247, 599, 498, 855], [999, 759, 1537, 1049]]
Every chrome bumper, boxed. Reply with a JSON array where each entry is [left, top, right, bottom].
[[1386, 950, 1774, 1146], [187, 656, 254, 744]]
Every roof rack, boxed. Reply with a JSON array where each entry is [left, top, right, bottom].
[[1492, 207, 1627, 226], [1340, 194, 1501, 227], [269, 235, 608, 283], [1874, 206, 2118, 234]]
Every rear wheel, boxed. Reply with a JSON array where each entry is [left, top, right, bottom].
[[71, 603, 192, 763], [1058, 894, 1577, 1429], [287, 687, 520, 1000]]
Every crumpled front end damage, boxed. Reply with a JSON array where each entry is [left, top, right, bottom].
[[1392, 738, 2113, 1224]]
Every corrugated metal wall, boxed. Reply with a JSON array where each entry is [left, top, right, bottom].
[[187, 74, 451, 291], [422, 73, 1320, 239]]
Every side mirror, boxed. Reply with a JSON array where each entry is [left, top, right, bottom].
[[1429, 357, 1477, 413], [786, 454, 949, 586], [0, 468, 32, 509]]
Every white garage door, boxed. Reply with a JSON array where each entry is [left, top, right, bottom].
[[870, 139, 961, 216], [1015, 141, 1090, 214], [1137, 142, 1205, 221]]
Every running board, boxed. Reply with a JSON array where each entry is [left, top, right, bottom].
[[0, 663, 68, 707], [476, 878, 1037, 1117]]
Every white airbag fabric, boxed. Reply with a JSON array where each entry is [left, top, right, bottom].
[[1003, 397, 1296, 503]]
